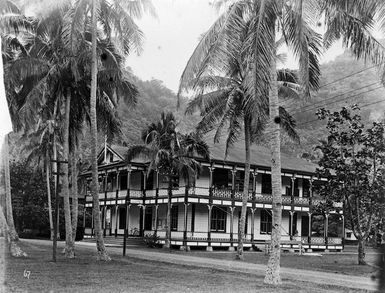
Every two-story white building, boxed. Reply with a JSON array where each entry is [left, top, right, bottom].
[[80, 138, 344, 252]]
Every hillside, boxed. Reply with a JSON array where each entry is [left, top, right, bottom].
[[9, 52, 385, 164], [281, 51, 385, 159]]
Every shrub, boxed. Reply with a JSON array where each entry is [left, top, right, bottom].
[[144, 232, 160, 248]]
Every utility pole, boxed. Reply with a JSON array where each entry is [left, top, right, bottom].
[[51, 159, 68, 262]]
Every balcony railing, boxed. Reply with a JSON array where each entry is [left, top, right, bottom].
[[84, 186, 340, 209]]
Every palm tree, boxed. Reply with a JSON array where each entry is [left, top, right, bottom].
[[5, 3, 137, 258], [179, 3, 301, 260], [62, 0, 155, 260], [126, 112, 209, 249], [0, 0, 34, 257]]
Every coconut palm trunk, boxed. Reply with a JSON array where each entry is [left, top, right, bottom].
[[4, 134, 18, 242], [45, 151, 54, 240], [237, 117, 251, 260], [71, 145, 78, 243], [90, 0, 110, 261], [62, 90, 74, 258], [264, 23, 282, 285]]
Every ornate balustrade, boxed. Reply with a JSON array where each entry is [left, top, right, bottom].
[[130, 189, 143, 198]]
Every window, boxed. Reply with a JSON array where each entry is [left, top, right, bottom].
[[119, 208, 126, 229], [171, 205, 178, 231], [261, 174, 272, 194], [191, 204, 195, 232], [285, 179, 299, 196], [260, 210, 272, 234], [144, 207, 153, 230], [346, 232, 352, 238], [213, 169, 231, 189], [211, 206, 227, 232], [120, 174, 128, 190], [302, 179, 310, 198]]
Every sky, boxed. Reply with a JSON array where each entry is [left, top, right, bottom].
[[126, 0, 346, 93]]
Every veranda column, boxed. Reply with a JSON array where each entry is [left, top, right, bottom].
[[207, 205, 213, 251], [141, 170, 147, 237], [251, 170, 257, 248], [229, 207, 235, 251], [182, 184, 190, 251], [207, 165, 214, 251], [155, 170, 159, 235], [307, 212, 312, 252], [290, 175, 296, 239], [154, 205, 159, 235], [115, 170, 120, 237], [230, 167, 236, 248], [324, 213, 329, 251], [341, 214, 345, 250], [91, 202, 94, 237], [308, 177, 313, 249], [103, 172, 108, 237]]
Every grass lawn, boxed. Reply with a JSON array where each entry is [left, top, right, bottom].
[[171, 247, 380, 278], [2, 240, 368, 293]]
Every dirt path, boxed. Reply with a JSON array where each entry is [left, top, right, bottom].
[[26, 239, 378, 292]]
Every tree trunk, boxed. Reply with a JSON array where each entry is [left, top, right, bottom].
[[264, 25, 282, 285], [4, 134, 18, 242], [62, 90, 74, 258], [164, 176, 172, 249], [52, 132, 59, 239], [237, 117, 251, 260], [71, 145, 78, 243], [0, 206, 27, 257], [357, 236, 366, 265], [46, 154, 54, 241], [90, 0, 110, 261]]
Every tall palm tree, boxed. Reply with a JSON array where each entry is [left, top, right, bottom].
[[253, 0, 385, 284], [126, 112, 209, 249], [66, 0, 155, 260], [179, 3, 301, 260], [5, 3, 136, 258], [0, 0, 34, 257]]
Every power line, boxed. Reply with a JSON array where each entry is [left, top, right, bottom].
[[317, 63, 381, 89], [282, 81, 380, 114], [288, 83, 383, 117]]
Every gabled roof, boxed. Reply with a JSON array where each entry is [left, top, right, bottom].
[[205, 137, 317, 174], [101, 135, 318, 175]]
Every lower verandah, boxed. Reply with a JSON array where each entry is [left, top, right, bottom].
[[84, 203, 344, 251]]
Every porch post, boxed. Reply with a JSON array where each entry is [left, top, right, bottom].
[[230, 167, 236, 247], [325, 213, 329, 250], [103, 172, 108, 237], [307, 212, 312, 250], [115, 170, 120, 237], [207, 204, 213, 251], [91, 202, 94, 237], [123, 204, 131, 256], [290, 175, 296, 239], [155, 170, 159, 235], [183, 184, 189, 251], [154, 205, 159, 235], [289, 211, 295, 240], [229, 207, 235, 251], [308, 177, 313, 249], [183, 203, 189, 251], [251, 170, 257, 248], [341, 214, 345, 250]]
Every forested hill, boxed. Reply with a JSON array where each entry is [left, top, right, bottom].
[[114, 74, 200, 145], [281, 51, 385, 159], [9, 53, 385, 163]]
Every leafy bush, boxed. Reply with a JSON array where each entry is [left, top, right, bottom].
[[143, 232, 160, 248]]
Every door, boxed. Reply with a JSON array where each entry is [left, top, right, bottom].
[[302, 215, 309, 237]]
